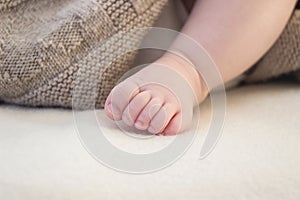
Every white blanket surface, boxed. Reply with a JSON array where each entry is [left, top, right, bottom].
[[0, 82, 299, 200]]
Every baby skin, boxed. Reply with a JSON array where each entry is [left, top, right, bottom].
[[105, 0, 296, 135]]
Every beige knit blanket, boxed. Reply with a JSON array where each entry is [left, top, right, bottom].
[[0, 1, 299, 109], [0, 0, 167, 109]]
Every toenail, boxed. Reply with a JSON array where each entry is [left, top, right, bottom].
[[123, 114, 133, 126]]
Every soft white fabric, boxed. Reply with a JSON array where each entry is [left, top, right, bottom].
[[1, 82, 300, 200]]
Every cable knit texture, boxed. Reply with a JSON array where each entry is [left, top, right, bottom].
[[0, 0, 167, 109], [0, 1, 299, 109]]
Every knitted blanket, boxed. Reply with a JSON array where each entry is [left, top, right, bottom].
[[0, 0, 299, 109], [0, 0, 167, 109]]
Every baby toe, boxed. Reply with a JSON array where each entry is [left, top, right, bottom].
[[163, 113, 182, 135], [163, 109, 193, 135]]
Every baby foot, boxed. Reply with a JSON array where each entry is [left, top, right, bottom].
[[104, 53, 208, 135]]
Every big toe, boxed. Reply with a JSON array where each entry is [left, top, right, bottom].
[[105, 78, 141, 120], [104, 93, 114, 120]]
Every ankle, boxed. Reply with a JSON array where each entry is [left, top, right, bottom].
[[155, 52, 208, 104]]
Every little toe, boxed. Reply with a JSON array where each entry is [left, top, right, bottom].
[[163, 109, 193, 135], [163, 113, 182, 135], [122, 91, 151, 126]]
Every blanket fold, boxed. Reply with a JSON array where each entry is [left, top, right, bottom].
[[245, 8, 300, 82]]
